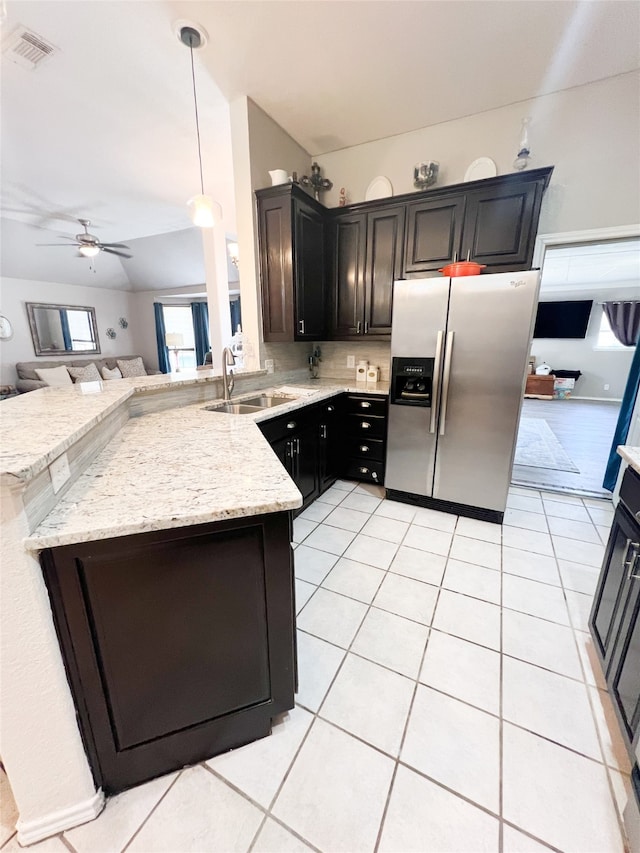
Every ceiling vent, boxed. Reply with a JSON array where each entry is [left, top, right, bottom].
[[3, 25, 57, 70]]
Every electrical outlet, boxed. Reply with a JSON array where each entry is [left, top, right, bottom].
[[265, 359, 275, 374], [347, 355, 355, 368], [604, 383, 610, 391], [49, 453, 70, 494]]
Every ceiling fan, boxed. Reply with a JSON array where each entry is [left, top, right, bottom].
[[37, 219, 132, 259]]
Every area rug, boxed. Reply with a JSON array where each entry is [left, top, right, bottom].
[[514, 418, 580, 473]]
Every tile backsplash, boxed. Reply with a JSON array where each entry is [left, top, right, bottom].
[[312, 341, 391, 382]]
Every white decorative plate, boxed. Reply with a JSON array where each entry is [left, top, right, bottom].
[[365, 175, 393, 201], [463, 157, 497, 182]]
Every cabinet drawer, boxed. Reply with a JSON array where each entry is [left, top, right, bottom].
[[345, 413, 386, 439], [258, 405, 317, 444], [345, 459, 385, 485], [344, 395, 388, 417], [345, 437, 385, 463]]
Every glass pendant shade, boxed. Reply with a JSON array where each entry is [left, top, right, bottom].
[[188, 194, 215, 228], [79, 244, 100, 258]]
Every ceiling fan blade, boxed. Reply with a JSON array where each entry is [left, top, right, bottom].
[[36, 243, 79, 247], [100, 242, 129, 249], [102, 247, 133, 259]]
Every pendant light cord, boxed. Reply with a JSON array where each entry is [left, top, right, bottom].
[[189, 37, 205, 196]]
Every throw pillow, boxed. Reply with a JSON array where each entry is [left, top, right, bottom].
[[34, 365, 73, 387], [117, 357, 147, 378], [101, 365, 123, 381], [67, 362, 102, 384]]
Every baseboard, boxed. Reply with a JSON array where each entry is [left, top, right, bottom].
[[568, 396, 623, 403], [16, 789, 104, 845]]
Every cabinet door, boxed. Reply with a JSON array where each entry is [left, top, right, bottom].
[[331, 213, 366, 337], [609, 578, 640, 747], [258, 194, 294, 342], [590, 506, 638, 668], [365, 207, 405, 336], [294, 201, 326, 340], [294, 423, 319, 507], [404, 195, 465, 274], [318, 398, 342, 490], [461, 179, 541, 270]]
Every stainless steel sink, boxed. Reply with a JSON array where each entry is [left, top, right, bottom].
[[204, 403, 263, 415], [240, 394, 299, 408]]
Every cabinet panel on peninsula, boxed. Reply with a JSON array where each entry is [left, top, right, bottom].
[[41, 512, 296, 794]]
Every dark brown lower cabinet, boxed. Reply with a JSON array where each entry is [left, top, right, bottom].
[[41, 512, 295, 794]]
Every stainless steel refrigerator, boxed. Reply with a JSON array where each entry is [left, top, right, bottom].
[[385, 271, 540, 522]]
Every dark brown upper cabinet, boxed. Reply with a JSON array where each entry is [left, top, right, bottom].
[[330, 205, 405, 339], [256, 167, 553, 342], [404, 195, 465, 274], [256, 184, 326, 342]]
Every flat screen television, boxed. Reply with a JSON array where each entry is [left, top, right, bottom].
[[533, 300, 593, 339]]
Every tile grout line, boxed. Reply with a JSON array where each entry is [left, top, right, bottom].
[[498, 512, 505, 853], [119, 769, 183, 853]]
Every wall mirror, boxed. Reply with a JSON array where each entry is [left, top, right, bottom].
[[26, 302, 101, 356]]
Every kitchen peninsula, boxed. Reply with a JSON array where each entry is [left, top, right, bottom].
[[0, 369, 388, 844]]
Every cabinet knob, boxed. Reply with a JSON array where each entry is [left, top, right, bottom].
[[360, 445, 369, 453], [358, 467, 369, 475], [360, 401, 371, 408], [361, 421, 371, 429], [287, 421, 297, 430], [327, 405, 335, 412]]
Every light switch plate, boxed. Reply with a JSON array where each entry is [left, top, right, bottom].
[[265, 359, 275, 374], [49, 453, 71, 494], [347, 355, 355, 368]]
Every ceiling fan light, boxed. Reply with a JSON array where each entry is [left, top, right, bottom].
[[79, 244, 100, 258], [188, 194, 215, 228]]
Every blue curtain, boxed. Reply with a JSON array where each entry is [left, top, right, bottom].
[[229, 298, 242, 335], [603, 337, 640, 491], [60, 309, 72, 350], [191, 302, 210, 366], [153, 303, 170, 374]]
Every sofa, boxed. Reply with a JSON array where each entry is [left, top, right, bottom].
[[15, 355, 160, 393]]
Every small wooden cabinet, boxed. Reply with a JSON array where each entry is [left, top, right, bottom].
[[590, 466, 640, 761], [41, 513, 296, 794], [256, 184, 326, 342], [404, 194, 465, 274]]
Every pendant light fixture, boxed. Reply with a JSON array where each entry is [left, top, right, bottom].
[[179, 24, 215, 228]]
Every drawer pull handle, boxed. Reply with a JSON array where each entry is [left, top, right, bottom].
[[358, 467, 369, 474], [360, 401, 371, 408], [624, 539, 640, 580], [356, 321, 362, 334], [299, 319, 305, 334], [287, 421, 297, 430], [361, 421, 371, 429], [360, 445, 369, 453]]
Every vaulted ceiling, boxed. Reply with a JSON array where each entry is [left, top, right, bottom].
[[1, 0, 639, 289]]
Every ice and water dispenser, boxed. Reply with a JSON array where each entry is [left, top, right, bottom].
[[390, 357, 434, 407]]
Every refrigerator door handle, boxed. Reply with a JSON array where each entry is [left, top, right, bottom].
[[439, 331, 455, 436], [429, 330, 445, 434]]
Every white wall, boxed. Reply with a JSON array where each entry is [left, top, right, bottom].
[[530, 285, 638, 399], [314, 72, 640, 235], [0, 277, 139, 385], [230, 96, 313, 370]]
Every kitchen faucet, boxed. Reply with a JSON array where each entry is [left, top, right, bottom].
[[222, 347, 236, 401]]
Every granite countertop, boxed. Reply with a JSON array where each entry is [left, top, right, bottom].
[[22, 379, 389, 550], [618, 446, 640, 476]]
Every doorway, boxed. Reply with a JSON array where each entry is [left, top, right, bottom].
[[512, 231, 640, 498]]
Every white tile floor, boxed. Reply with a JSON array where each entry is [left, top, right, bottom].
[[0, 482, 632, 852]]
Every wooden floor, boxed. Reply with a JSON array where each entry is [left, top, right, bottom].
[[511, 398, 621, 497]]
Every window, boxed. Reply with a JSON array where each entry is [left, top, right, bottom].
[[162, 306, 196, 369], [596, 311, 628, 350]]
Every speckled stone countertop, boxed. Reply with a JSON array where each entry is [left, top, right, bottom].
[[20, 378, 389, 550], [618, 446, 640, 476]]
